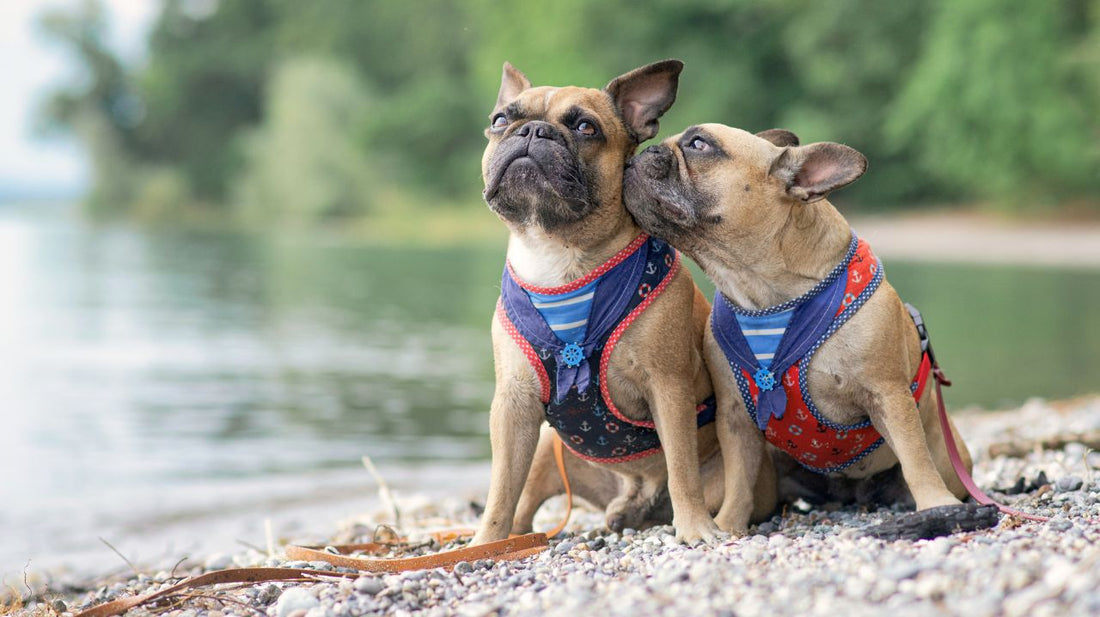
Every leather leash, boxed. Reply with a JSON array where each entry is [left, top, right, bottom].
[[933, 364, 1050, 522], [75, 436, 577, 617]]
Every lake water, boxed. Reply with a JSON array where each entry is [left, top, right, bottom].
[[2, 207, 1098, 579]]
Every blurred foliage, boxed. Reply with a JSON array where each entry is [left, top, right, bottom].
[[38, 0, 1100, 226]]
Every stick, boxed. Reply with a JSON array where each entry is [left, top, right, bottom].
[[99, 538, 142, 577], [362, 455, 402, 529], [264, 518, 275, 560]]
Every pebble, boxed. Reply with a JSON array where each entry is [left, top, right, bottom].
[[204, 553, 233, 570], [1056, 476, 1084, 492], [354, 576, 384, 595], [274, 588, 319, 617]]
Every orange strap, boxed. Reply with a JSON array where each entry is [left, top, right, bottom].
[[283, 532, 549, 572], [544, 433, 575, 538], [75, 535, 549, 617], [76, 438, 577, 617]]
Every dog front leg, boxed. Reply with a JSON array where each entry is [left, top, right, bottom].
[[868, 387, 960, 511], [472, 383, 544, 545], [650, 381, 722, 544], [712, 378, 770, 535]]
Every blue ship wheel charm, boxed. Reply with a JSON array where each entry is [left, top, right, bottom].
[[561, 343, 584, 368], [754, 367, 778, 392]]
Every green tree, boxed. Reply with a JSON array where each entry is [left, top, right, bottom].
[[887, 0, 1100, 207], [37, 0, 143, 216], [779, 0, 935, 205], [235, 57, 374, 225]]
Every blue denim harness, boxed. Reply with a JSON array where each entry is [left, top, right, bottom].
[[498, 235, 717, 462]]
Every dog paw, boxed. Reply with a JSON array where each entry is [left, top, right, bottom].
[[673, 514, 725, 545], [863, 504, 1000, 541], [714, 509, 750, 537]]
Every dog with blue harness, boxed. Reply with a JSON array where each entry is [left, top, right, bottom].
[[472, 62, 742, 546], [624, 123, 981, 536]]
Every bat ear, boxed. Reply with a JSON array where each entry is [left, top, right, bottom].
[[769, 142, 867, 203], [756, 128, 800, 147], [605, 59, 683, 143], [496, 62, 531, 108]]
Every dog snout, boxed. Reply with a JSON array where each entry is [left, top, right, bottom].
[[516, 120, 565, 146], [635, 145, 673, 180]]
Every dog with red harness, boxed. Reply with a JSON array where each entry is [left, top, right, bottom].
[[623, 123, 986, 535]]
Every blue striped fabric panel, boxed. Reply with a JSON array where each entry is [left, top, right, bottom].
[[525, 279, 599, 344], [733, 309, 793, 369]]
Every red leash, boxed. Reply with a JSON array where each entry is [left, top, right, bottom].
[[933, 366, 1050, 522]]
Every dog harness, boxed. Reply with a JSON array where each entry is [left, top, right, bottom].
[[498, 234, 717, 463], [711, 233, 932, 473]]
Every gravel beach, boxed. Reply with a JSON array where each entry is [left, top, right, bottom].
[[14, 396, 1100, 617]]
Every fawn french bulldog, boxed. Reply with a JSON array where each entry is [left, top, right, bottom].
[[623, 124, 974, 535], [473, 64, 757, 545]]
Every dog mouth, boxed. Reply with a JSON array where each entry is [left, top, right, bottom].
[[484, 150, 538, 201], [624, 166, 694, 226]]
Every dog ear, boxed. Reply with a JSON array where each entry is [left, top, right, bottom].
[[769, 142, 867, 203], [497, 62, 532, 108], [605, 59, 683, 143], [756, 129, 800, 147]]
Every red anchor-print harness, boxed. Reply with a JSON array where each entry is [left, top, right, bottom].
[[726, 239, 932, 473]]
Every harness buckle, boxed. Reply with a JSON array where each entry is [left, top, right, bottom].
[[906, 302, 951, 386]]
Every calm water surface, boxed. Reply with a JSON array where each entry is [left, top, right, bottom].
[[1, 208, 1097, 577]]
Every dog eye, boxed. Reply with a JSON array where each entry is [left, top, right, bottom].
[[688, 136, 710, 151], [491, 114, 508, 130], [575, 121, 599, 137]]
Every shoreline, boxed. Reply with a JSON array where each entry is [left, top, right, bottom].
[[851, 212, 1100, 269], [11, 395, 1100, 617], [6, 204, 1100, 268]]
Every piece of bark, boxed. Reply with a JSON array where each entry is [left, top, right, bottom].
[[863, 504, 1000, 541]]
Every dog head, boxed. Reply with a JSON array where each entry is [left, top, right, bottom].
[[623, 124, 867, 257], [482, 60, 682, 235]]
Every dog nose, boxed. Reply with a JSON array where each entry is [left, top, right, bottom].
[[637, 145, 672, 179], [516, 121, 562, 143]]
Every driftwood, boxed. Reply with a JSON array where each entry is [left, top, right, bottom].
[[863, 504, 1000, 541], [986, 429, 1100, 458]]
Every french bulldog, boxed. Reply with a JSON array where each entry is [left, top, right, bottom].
[[623, 124, 974, 535], [472, 62, 750, 545]]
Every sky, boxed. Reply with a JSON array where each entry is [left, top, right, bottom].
[[0, 1, 157, 201]]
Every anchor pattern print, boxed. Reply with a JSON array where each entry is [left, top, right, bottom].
[[501, 236, 717, 463], [733, 238, 932, 473]]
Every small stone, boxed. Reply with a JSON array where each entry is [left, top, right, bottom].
[[51, 600, 67, 613], [257, 584, 282, 605], [554, 541, 576, 555], [884, 564, 922, 581], [203, 553, 233, 570], [1048, 518, 1074, 532], [274, 588, 319, 617], [354, 577, 384, 595], [1056, 476, 1084, 493], [453, 561, 474, 575], [768, 535, 791, 549], [756, 522, 776, 535]]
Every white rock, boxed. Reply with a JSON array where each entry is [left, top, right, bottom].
[[274, 588, 320, 617]]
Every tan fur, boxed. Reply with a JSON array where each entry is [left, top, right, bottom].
[[473, 65, 732, 545], [626, 124, 972, 535]]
